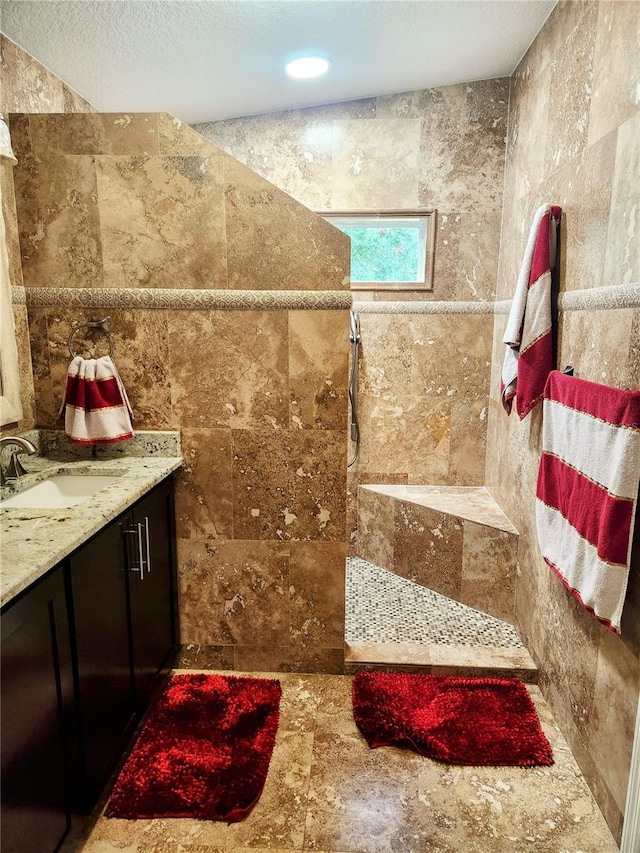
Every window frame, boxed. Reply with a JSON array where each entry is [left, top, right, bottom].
[[320, 209, 436, 291]]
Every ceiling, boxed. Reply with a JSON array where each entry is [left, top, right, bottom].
[[0, 0, 556, 124]]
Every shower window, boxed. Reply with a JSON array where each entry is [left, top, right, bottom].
[[322, 210, 435, 291]]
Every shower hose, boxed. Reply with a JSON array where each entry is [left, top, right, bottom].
[[348, 309, 360, 468]]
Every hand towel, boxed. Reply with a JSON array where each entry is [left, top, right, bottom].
[[501, 204, 562, 419], [535, 370, 640, 633], [59, 355, 134, 445]]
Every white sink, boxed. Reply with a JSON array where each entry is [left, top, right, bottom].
[[0, 475, 121, 509]]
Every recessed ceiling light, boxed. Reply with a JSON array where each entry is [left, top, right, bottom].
[[285, 56, 331, 80]]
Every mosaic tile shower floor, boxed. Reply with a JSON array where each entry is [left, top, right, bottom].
[[346, 556, 525, 649], [60, 671, 618, 852]]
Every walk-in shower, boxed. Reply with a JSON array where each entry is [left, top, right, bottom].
[[344, 307, 532, 678]]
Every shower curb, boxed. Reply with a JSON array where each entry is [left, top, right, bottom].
[[344, 641, 538, 683]]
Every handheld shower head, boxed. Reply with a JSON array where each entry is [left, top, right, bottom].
[[349, 309, 361, 344]]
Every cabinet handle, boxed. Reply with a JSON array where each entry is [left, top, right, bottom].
[[124, 524, 145, 580], [137, 522, 145, 581], [123, 525, 144, 580], [144, 516, 152, 574]]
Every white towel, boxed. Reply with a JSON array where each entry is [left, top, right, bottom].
[[535, 371, 640, 633], [59, 356, 134, 445], [501, 204, 561, 419]]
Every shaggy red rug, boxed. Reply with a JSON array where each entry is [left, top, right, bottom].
[[352, 672, 553, 767], [105, 673, 282, 821]]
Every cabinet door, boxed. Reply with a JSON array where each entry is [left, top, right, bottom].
[[129, 477, 178, 709], [68, 514, 136, 811], [1, 566, 73, 853]]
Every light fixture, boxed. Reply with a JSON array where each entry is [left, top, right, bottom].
[[285, 56, 331, 80]]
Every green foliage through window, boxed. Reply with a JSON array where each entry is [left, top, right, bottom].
[[340, 225, 420, 283], [323, 212, 432, 287]]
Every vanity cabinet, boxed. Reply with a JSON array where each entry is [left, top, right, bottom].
[[0, 565, 73, 853], [67, 510, 138, 811], [1, 473, 179, 845], [68, 474, 178, 812], [127, 477, 178, 709]]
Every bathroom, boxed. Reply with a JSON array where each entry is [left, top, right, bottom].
[[0, 0, 639, 850]]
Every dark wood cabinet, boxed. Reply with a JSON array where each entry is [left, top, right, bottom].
[[67, 475, 178, 813], [67, 510, 137, 811], [127, 478, 178, 711], [0, 566, 73, 853], [1, 474, 179, 844]]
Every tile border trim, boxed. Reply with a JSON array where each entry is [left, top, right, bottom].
[[11, 285, 26, 306], [15, 282, 640, 313], [356, 300, 494, 314], [495, 282, 640, 315], [20, 287, 353, 310]]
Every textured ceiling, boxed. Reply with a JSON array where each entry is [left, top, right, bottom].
[[0, 0, 556, 123]]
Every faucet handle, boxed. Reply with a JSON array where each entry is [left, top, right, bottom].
[[0, 436, 37, 485], [5, 450, 29, 480]]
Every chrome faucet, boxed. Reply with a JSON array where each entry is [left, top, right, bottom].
[[0, 436, 37, 486]]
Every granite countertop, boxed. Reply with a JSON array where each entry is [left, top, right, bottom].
[[0, 431, 182, 608]]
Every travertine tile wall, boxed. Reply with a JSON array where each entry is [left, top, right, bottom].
[[486, 1, 640, 841], [357, 487, 519, 624], [195, 81, 508, 546], [195, 81, 508, 297], [0, 34, 95, 115], [0, 34, 95, 436], [9, 109, 351, 674]]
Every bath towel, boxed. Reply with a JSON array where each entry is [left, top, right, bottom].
[[501, 204, 562, 419], [535, 370, 640, 633], [59, 355, 134, 445]]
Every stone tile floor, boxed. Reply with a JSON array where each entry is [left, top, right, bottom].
[[61, 671, 619, 853]]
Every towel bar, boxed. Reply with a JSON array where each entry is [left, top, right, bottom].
[[68, 317, 114, 358]]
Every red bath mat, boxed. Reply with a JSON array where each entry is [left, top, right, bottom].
[[105, 673, 282, 822], [352, 672, 553, 767]]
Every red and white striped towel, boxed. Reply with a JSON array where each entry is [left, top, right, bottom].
[[535, 371, 640, 633], [59, 356, 134, 445], [501, 204, 562, 419]]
